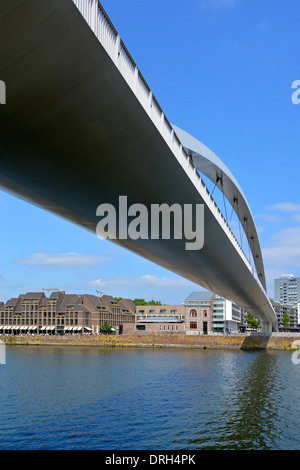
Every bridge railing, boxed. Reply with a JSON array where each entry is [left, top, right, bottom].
[[72, 0, 268, 299]]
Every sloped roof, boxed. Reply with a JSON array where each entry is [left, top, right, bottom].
[[22, 292, 45, 300], [185, 291, 214, 302]]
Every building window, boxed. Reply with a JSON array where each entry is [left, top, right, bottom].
[[190, 322, 197, 329], [204, 310, 207, 317], [136, 325, 145, 331], [190, 309, 197, 318]]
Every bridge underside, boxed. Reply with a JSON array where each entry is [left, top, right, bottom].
[[0, 0, 277, 331]]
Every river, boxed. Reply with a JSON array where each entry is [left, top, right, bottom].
[[0, 346, 299, 450]]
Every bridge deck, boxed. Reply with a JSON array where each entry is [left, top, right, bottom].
[[0, 0, 276, 330]]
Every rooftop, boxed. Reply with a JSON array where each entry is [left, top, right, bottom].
[[185, 291, 214, 302]]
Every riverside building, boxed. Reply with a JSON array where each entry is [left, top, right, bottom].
[[212, 296, 242, 334], [271, 300, 300, 332], [136, 304, 185, 321], [185, 291, 242, 334], [123, 303, 185, 334], [184, 291, 215, 335], [0, 291, 135, 335]]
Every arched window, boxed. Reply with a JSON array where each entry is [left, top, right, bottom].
[[190, 309, 197, 318]]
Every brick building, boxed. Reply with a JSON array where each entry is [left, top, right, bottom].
[[184, 291, 215, 335], [123, 316, 185, 335], [135, 304, 185, 321], [0, 291, 135, 335]]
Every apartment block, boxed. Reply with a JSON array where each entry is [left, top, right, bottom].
[[271, 300, 300, 331], [274, 274, 300, 307], [0, 291, 135, 335]]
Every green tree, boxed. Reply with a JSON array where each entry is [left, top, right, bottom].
[[99, 322, 113, 334], [282, 311, 290, 329], [148, 300, 162, 306], [133, 298, 147, 305], [132, 298, 162, 306], [245, 313, 260, 330]]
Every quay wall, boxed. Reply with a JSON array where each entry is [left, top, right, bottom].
[[3, 332, 300, 350]]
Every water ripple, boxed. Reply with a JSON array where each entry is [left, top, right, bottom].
[[0, 347, 299, 449]]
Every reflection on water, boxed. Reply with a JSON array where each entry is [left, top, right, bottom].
[[0, 346, 299, 450], [191, 352, 283, 449]]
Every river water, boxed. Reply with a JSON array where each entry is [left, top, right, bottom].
[[0, 346, 299, 450]]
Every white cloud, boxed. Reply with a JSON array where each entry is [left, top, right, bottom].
[[16, 252, 112, 268], [91, 274, 196, 290], [292, 214, 300, 223], [266, 202, 300, 213], [263, 226, 300, 268], [255, 213, 283, 224], [90, 274, 199, 303]]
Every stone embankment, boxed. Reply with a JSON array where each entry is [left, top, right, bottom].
[[2, 332, 300, 350]]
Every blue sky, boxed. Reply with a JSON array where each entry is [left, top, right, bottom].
[[0, 0, 299, 303]]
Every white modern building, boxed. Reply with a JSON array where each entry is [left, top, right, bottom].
[[212, 296, 242, 334]]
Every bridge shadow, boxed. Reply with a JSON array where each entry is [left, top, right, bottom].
[[240, 332, 272, 350]]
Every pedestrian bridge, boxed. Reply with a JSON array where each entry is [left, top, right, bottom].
[[0, 0, 277, 331]]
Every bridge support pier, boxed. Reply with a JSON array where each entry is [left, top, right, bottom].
[[260, 320, 277, 334]]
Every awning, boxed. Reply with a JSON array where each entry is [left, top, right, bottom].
[[46, 327, 51, 330], [84, 327, 92, 331], [40, 326, 46, 330], [51, 327, 55, 330]]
